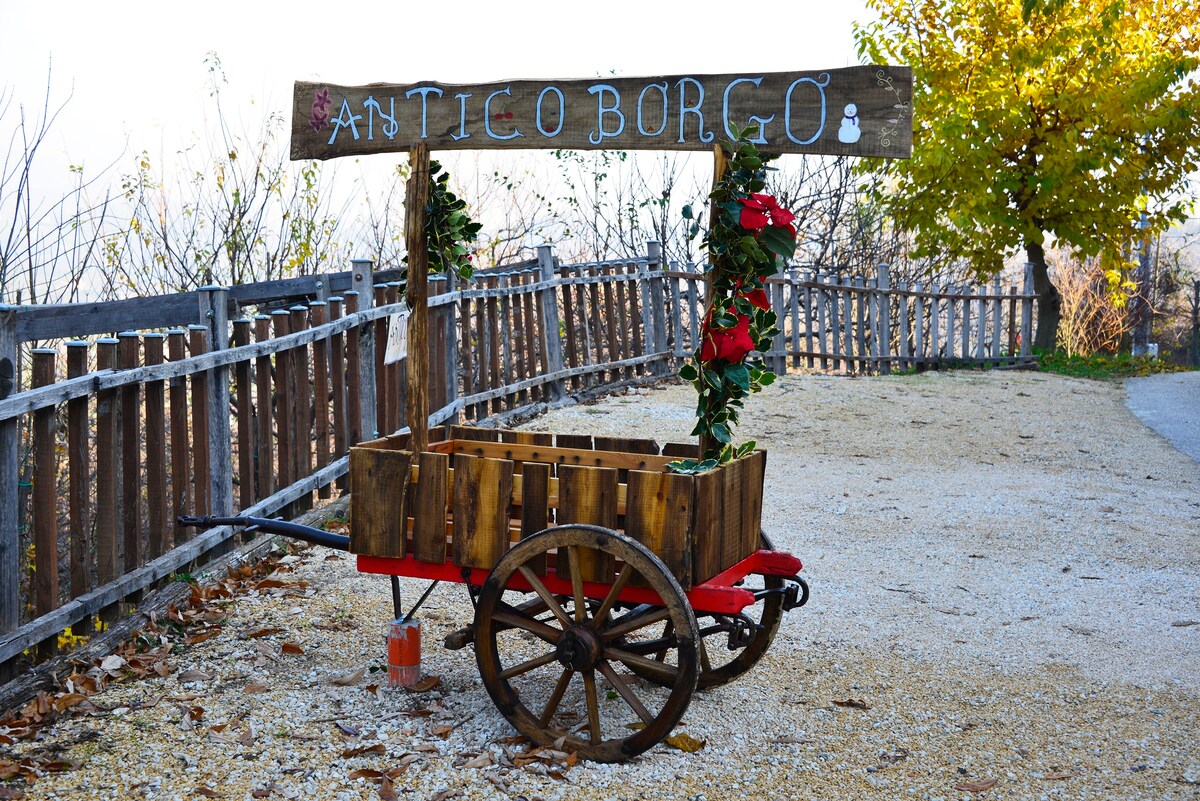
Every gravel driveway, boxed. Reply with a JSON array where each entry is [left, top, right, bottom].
[[10, 370, 1200, 800]]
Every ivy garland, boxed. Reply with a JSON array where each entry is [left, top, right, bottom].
[[668, 128, 798, 474], [400, 160, 482, 291]]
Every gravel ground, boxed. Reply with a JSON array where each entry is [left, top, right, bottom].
[[8, 370, 1200, 801]]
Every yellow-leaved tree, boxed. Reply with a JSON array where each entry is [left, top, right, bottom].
[[854, 0, 1200, 350]]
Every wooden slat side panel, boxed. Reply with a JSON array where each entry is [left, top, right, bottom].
[[661, 442, 700, 459], [447, 441, 674, 472], [625, 470, 693, 588], [557, 465, 618, 583], [451, 454, 514, 569], [691, 468, 725, 584], [718, 458, 748, 572], [594, 436, 660, 455], [349, 447, 412, 557], [499, 430, 554, 446], [555, 434, 593, 451], [519, 461, 551, 575], [741, 450, 767, 558], [450, 425, 500, 442], [412, 452, 450, 563]]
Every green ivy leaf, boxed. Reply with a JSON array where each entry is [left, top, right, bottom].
[[725, 363, 751, 391], [711, 423, 732, 444], [679, 363, 699, 382]]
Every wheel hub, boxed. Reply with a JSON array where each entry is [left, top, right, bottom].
[[555, 626, 601, 671]]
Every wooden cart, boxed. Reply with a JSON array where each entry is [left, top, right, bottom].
[[347, 424, 808, 762]]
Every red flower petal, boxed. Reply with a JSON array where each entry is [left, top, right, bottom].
[[739, 206, 770, 231], [743, 288, 770, 310]]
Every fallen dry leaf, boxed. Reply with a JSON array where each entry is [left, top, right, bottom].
[[243, 682, 271, 694], [342, 744, 386, 758], [430, 724, 454, 739], [244, 627, 285, 639], [1043, 770, 1076, 780], [664, 732, 706, 752], [178, 670, 213, 683], [348, 769, 385, 780], [379, 775, 398, 801], [99, 654, 127, 673], [833, 698, 871, 710], [1171, 620, 1199, 628], [281, 642, 304, 655], [407, 675, 442, 693], [330, 666, 366, 687], [0, 786, 24, 799], [955, 778, 998, 793], [195, 787, 223, 798], [335, 722, 362, 738]]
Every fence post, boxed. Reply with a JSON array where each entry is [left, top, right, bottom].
[[199, 287, 234, 519], [442, 271, 460, 423], [1021, 263, 1035, 359], [0, 306, 18, 679], [350, 260, 378, 441], [646, 241, 669, 377], [537, 244, 566, 402], [877, 263, 892, 375]]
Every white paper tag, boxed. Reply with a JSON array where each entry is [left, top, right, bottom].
[[384, 304, 410, 364]]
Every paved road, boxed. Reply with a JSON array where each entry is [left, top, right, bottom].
[[1124, 370, 1200, 463]]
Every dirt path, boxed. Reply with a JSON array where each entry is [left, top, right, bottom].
[[8, 371, 1200, 800]]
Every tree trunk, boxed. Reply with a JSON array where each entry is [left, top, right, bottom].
[[1026, 241, 1060, 352]]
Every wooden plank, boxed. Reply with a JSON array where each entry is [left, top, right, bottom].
[[691, 465, 725, 584], [310, 303, 332, 499], [349, 447, 412, 557], [740, 450, 767, 560], [31, 349, 59, 655], [375, 285, 392, 434], [519, 461, 550, 575], [167, 331, 191, 543], [802, 272, 814, 369], [625, 470, 693, 588], [459, 288, 476, 414], [485, 274, 503, 416], [65, 342, 91, 605], [500, 430, 554, 447], [555, 434, 593, 451], [587, 266, 605, 385], [94, 339, 120, 621], [913, 282, 926, 362], [602, 266, 621, 383], [504, 273, 524, 407], [451, 453, 514, 569], [930, 287, 942, 360], [405, 143, 430, 449], [626, 262, 644, 377], [662, 442, 700, 459], [271, 312, 293, 510], [521, 273, 543, 400], [118, 333, 142, 574], [451, 425, 500, 442], [829, 275, 842, 371], [232, 320, 254, 512], [14, 291, 200, 342], [328, 298, 348, 488], [815, 276, 829, 370], [473, 277, 489, 420], [291, 67, 914, 159], [558, 263, 581, 391], [594, 436, 659, 455], [961, 287, 972, 360], [556, 464, 618, 583], [897, 282, 911, 371], [253, 315, 275, 499], [412, 451, 450, 563], [0, 309, 19, 667], [614, 265, 632, 381], [144, 334, 168, 560], [944, 288, 956, 362]]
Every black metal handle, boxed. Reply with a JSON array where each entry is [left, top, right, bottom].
[[176, 514, 350, 551]]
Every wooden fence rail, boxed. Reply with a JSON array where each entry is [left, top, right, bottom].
[[0, 245, 1036, 683]]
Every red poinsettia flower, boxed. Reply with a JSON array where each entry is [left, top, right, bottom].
[[731, 278, 771, 311], [699, 313, 755, 363], [737, 193, 797, 233]]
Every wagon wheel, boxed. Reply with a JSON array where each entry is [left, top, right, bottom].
[[631, 531, 785, 690], [474, 524, 699, 763]]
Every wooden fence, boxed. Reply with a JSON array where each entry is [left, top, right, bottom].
[[0, 244, 1036, 683]]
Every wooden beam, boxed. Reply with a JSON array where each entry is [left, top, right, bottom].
[[405, 143, 432, 453]]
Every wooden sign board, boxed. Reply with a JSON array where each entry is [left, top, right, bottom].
[[291, 66, 911, 160]]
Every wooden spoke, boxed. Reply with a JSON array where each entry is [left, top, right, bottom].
[[567, 545, 587, 623], [518, 565, 572, 627], [597, 661, 653, 725], [582, 670, 602, 745], [539, 668, 574, 727], [603, 646, 679, 685], [654, 619, 675, 662], [500, 651, 560, 681], [493, 606, 563, 645], [591, 562, 635, 627], [602, 607, 671, 641], [699, 636, 713, 674]]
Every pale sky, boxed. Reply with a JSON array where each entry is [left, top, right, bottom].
[[2, 0, 871, 178]]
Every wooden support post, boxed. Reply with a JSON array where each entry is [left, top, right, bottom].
[[289, 304, 313, 513], [0, 306, 16, 676], [252, 315, 274, 500], [699, 144, 728, 457], [167, 330, 191, 541], [877, 263, 892, 375], [117, 333, 142, 574], [271, 310, 294, 515], [537, 244, 565, 402], [1021, 263, 1035, 359], [328, 297, 349, 488], [187, 325, 211, 517], [94, 338, 120, 623], [200, 287, 233, 520], [310, 302, 332, 500], [31, 348, 58, 658], [990, 277, 1003, 363], [349, 262, 378, 441], [144, 333, 168, 559], [232, 320, 255, 512], [405, 143, 432, 453], [441, 273, 460, 419], [65, 341, 92, 614]]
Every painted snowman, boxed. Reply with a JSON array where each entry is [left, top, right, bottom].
[[838, 103, 861, 144]]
